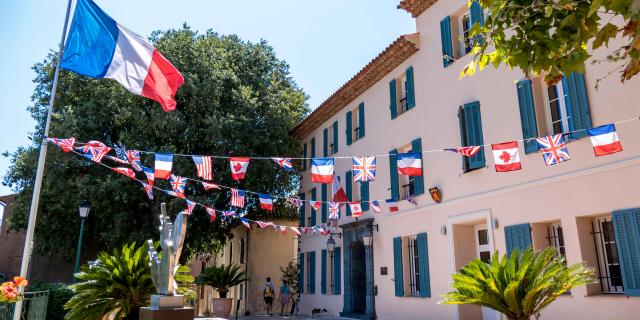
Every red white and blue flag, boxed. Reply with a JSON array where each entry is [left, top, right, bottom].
[[397, 152, 422, 176], [48, 137, 76, 152], [290, 227, 301, 236], [105, 154, 129, 164], [230, 188, 245, 208], [352, 156, 376, 182], [287, 197, 303, 208], [185, 200, 196, 215], [258, 194, 274, 211], [201, 181, 220, 191], [240, 218, 251, 230], [229, 157, 250, 181], [205, 206, 216, 222], [256, 221, 271, 229], [272, 157, 293, 172], [587, 124, 623, 156], [164, 189, 185, 199], [370, 200, 381, 213], [328, 202, 340, 220], [192, 156, 213, 180], [112, 167, 135, 179], [154, 153, 173, 179], [536, 134, 571, 166], [445, 146, 482, 157], [311, 158, 334, 183], [310, 200, 322, 211], [386, 199, 399, 213], [141, 182, 153, 200], [492, 141, 521, 172], [169, 174, 187, 195], [126, 150, 142, 171], [78, 141, 112, 163], [141, 166, 155, 186], [331, 175, 348, 203], [349, 202, 363, 217]]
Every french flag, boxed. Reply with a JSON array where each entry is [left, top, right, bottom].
[[60, 0, 184, 111], [397, 152, 423, 176], [258, 194, 274, 211], [587, 124, 623, 156], [154, 153, 173, 179], [311, 158, 334, 183]]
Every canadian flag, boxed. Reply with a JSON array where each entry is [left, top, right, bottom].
[[349, 202, 363, 217], [331, 175, 348, 203], [491, 141, 521, 172], [229, 157, 250, 181]]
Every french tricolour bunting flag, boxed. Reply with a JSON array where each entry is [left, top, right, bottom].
[[349, 202, 363, 217], [126, 150, 142, 171], [397, 152, 422, 176], [185, 200, 196, 216], [112, 167, 135, 179], [328, 202, 340, 220], [536, 134, 571, 166], [352, 156, 376, 182], [258, 194, 273, 211], [331, 175, 348, 203], [48, 137, 76, 152], [201, 181, 220, 191], [311, 158, 334, 183], [229, 157, 250, 181], [386, 199, 399, 213], [445, 146, 482, 157], [205, 206, 216, 222], [587, 124, 623, 156], [169, 174, 187, 195], [141, 166, 155, 186], [78, 141, 111, 163], [271, 157, 293, 172], [230, 188, 245, 208], [192, 156, 213, 180], [370, 200, 381, 213], [491, 141, 521, 172], [310, 201, 322, 211], [60, 0, 184, 111], [154, 153, 173, 179]]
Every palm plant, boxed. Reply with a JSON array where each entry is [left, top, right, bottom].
[[196, 264, 247, 298], [440, 247, 596, 320]]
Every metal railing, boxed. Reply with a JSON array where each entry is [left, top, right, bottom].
[[0, 291, 49, 320]]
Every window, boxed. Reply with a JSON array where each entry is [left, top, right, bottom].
[[351, 106, 361, 142], [389, 67, 415, 119], [592, 216, 623, 293], [302, 143, 307, 171], [389, 138, 424, 201], [240, 237, 245, 264], [304, 251, 316, 294], [546, 82, 571, 135], [407, 236, 421, 296], [397, 144, 414, 200], [547, 223, 566, 257], [306, 190, 313, 227], [396, 74, 409, 115], [440, 1, 484, 66], [309, 137, 316, 170], [306, 253, 312, 292], [323, 249, 341, 295], [458, 101, 486, 171], [327, 125, 335, 155], [459, 13, 472, 56], [228, 240, 234, 264], [475, 225, 491, 263], [394, 234, 430, 298]]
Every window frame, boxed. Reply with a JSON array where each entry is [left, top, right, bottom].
[[407, 236, 421, 297], [351, 106, 361, 143], [543, 81, 571, 135], [460, 13, 472, 57], [396, 74, 409, 116], [397, 144, 414, 199], [327, 125, 335, 156], [547, 223, 566, 258], [306, 253, 312, 293], [592, 215, 624, 294], [475, 224, 491, 263]]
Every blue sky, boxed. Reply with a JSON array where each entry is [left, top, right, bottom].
[[0, 0, 414, 196]]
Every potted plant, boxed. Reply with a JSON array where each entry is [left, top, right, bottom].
[[196, 264, 247, 318]]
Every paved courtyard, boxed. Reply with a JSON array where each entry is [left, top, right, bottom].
[[198, 315, 351, 320]]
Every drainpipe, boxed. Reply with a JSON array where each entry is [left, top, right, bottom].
[[244, 227, 250, 315]]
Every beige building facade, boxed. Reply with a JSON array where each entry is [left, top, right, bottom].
[[292, 0, 640, 319]]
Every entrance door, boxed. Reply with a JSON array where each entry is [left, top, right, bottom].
[[475, 224, 500, 320], [350, 241, 366, 314]]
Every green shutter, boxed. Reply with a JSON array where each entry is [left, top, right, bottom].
[[411, 138, 425, 196], [346, 111, 353, 146], [440, 16, 453, 67], [417, 233, 431, 298], [470, 0, 484, 26], [361, 181, 370, 211], [310, 137, 316, 170], [612, 208, 640, 296], [563, 72, 592, 139], [299, 193, 306, 227], [462, 101, 486, 170], [310, 188, 317, 226], [332, 120, 339, 153], [406, 66, 415, 109], [358, 102, 365, 138], [321, 249, 327, 294], [333, 247, 341, 294], [299, 252, 304, 294], [516, 79, 539, 154], [393, 237, 404, 297], [302, 143, 307, 170], [389, 79, 398, 119], [323, 128, 329, 157], [389, 149, 399, 200], [504, 223, 532, 256], [321, 184, 327, 223], [309, 251, 316, 294], [345, 171, 352, 216]]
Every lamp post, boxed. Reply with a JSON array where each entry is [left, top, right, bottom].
[[73, 200, 91, 282], [362, 227, 373, 247]]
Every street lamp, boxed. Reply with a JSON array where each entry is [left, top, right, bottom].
[[362, 227, 373, 247], [73, 200, 91, 282], [326, 235, 336, 253]]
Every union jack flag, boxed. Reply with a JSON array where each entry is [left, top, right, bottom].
[[445, 146, 482, 157], [77, 141, 111, 163], [127, 150, 143, 171], [328, 202, 340, 220], [230, 188, 245, 208], [272, 157, 293, 172], [141, 182, 153, 200], [48, 137, 76, 152], [352, 156, 376, 182], [192, 156, 213, 180], [169, 174, 187, 195], [536, 134, 571, 166]]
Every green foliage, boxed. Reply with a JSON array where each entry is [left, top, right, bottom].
[[64, 242, 156, 320], [3, 25, 308, 260], [440, 247, 596, 320], [26, 282, 74, 320], [462, 0, 640, 84], [280, 260, 299, 294], [175, 265, 196, 302], [196, 264, 247, 298]]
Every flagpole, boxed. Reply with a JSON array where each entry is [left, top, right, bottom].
[[12, 0, 74, 319]]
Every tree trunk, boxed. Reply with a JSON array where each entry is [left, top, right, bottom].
[[218, 289, 229, 298]]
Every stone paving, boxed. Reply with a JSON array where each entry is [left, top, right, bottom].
[[198, 315, 351, 320]]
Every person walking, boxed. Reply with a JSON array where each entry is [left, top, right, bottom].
[[278, 280, 291, 316], [263, 277, 275, 316]]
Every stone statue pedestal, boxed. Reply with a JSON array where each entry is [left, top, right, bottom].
[[139, 295, 194, 320]]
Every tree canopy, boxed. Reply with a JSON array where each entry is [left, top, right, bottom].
[[462, 0, 640, 85], [3, 26, 308, 261]]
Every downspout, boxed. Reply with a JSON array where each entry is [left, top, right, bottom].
[[244, 227, 250, 315]]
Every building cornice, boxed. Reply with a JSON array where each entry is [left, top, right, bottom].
[[291, 33, 419, 139], [397, 0, 439, 18]]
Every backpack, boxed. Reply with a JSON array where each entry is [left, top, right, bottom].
[[263, 284, 274, 298]]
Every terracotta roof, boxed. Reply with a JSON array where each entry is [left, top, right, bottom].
[[397, 0, 438, 18], [291, 33, 419, 139]]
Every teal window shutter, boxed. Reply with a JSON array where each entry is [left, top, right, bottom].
[[361, 181, 370, 211], [298, 252, 304, 294], [333, 247, 341, 294], [332, 120, 339, 153], [562, 72, 592, 139], [406, 66, 415, 109], [309, 251, 316, 294], [321, 249, 327, 294], [470, 0, 484, 26], [346, 111, 353, 146], [389, 79, 398, 119], [516, 79, 539, 154], [323, 128, 329, 157], [612, 208, 640, 296], [321, 184, 327, 223], [411, 138, 425, 195], [389, 149, 399, 200], [310, 188, 317, 226], [440, 16, 453, 67], [393, 237, 404, 297], [302, 143, 307, 170], [460, 101, 486, 171], [358, 102, 365, 138], [417, 232, 431, 298], [299, 193, 306, 227], [504, 223, 532, 256], [310, 137, 316, 169], [345, 171, 353, 216]]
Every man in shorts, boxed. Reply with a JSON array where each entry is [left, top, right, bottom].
[[263, 276, 275, 316]]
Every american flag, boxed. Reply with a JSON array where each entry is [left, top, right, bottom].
[[127, 150, 143, 171], [201, 181, 220, 191], [445, 146, 482, 157], [141, 182, 154, 200], [48, 137, 76, 152], [78, 141, 111, 163], [272, 157, 293, 171], [113, 144, 129, 162], [536, 134, 571, 166], [370, 200, 381, 213], [169, 174, 187, 195], [256, 221, 271, 229], [328, 202, 340, 220], [230, 188, 245, 208], [185, 200, 196, 215], [352, 156, 376, 182], [192, 155, 213, 180]]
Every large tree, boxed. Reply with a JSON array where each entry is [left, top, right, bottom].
[[3, 26, 308, 261], [461, 0, 640, 85]]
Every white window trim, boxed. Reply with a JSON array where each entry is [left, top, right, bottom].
[[542, 81, 571, 135], [396, 74, 409, 115], [475, 224, 491, 263], [593, 215, 624, 294], [407, 236, 420, 296], [549, 223, 566, 258], [458, 13, 472, 58]]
